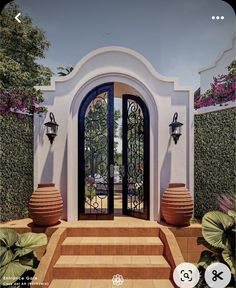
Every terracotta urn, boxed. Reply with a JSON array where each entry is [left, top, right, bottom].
[[161, 183, 193, 226], [29, 183, 63, 226]]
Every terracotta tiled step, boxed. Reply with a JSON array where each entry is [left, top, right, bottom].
[[53, 255, 171, 279], [61, 237, 164, 255], [49, 279, 174, 288], [67, 227, 159, 237]]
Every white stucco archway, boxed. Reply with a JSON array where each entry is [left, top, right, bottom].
[[34, 46, 194, 221]]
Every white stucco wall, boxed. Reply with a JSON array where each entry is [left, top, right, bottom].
[[34, 47, 194, 221], [199, 36, 236, 94]]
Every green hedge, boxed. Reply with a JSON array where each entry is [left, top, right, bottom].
[[194, 107, 236, 218], [0, 114, 33, 222]]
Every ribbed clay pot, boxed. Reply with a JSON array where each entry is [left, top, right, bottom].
[[29, 183, 63, 226], [161, 183, 193, 226]]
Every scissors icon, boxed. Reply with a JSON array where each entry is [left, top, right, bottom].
[[212, 270, 223, 281]]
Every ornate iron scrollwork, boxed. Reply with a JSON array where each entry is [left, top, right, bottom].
[[84, 92, 109, 214], [126, 99, 145, 213]]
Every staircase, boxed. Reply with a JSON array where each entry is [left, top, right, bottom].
[[48, 224, 175, 288]]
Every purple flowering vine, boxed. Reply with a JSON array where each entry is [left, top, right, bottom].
[[194, 60, 236, 109], [0, 89, 47, 119]]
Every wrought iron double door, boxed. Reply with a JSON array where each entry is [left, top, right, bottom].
[[78, 83, 149, 220]]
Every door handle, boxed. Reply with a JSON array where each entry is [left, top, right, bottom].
[[109, 164, 114, 178]]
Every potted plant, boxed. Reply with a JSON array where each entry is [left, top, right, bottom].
[[29, 184, 63, 226], [161, 183, 194, 226]]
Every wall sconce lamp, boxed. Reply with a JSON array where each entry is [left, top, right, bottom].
[[169, 112, 183, 144], [44, 112, 59, 144]]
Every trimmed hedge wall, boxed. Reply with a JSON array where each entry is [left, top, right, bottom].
[[0, 114, 33, 222], [194, 107, 236, 218]]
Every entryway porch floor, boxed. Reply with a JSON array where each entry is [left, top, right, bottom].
[[0, 216, 202, 238], [1, 215, 164, 229]]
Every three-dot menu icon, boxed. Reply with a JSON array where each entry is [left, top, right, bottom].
[[212, 16, 224, 20]]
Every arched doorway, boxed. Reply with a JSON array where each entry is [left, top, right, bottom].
[[78, 82, 150, 220], [35, 46, 193, 222]]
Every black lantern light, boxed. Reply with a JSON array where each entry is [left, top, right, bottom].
[[44, 112, 59, 144], [169, 112, 183, 144]]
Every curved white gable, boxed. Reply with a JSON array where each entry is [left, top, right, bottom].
[[34, 46, 194, 221], [36, 46, 193, 93], [199, 36, 236, 93], [199, 36, 236, 73]]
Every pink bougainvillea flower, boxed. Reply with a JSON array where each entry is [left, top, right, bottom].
[[0, 88, 47, 118], [194, 61, 236, 109]]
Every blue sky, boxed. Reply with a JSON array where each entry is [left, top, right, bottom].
[[14, 0, 235, 89]]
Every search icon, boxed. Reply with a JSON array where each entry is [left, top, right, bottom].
[[174, 263, 200, 288], [181, 270, 192, 282]]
